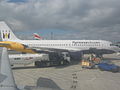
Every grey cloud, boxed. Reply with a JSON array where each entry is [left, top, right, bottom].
[[0, 0, 120, 41]]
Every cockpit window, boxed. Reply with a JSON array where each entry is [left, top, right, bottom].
[[110, 44, 120, 48]]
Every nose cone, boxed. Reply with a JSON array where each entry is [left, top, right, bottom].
[[112, 46, 120, 52], [109, 42, 120, 53]]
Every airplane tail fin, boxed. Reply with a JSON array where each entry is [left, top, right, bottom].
[[0, 21, 20, 41], [33, 33, 43, 40]]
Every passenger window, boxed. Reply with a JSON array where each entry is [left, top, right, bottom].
[[14, 58, 21, 60]]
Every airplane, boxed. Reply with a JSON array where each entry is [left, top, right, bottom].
[[33, 33, 43, 40], [0, 47, 19, 90], [0, 21, 119, 58]]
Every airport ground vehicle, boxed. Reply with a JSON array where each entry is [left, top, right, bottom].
[[81, 60, 95, 69], [98, 61, 120, 72], [9, 52, 70, 67], [81, 54, 101, 69], [35, 52, 70, 67]]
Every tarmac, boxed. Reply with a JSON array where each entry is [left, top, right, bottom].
[[12, 53, 120, 90]]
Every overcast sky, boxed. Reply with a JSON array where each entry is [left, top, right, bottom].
[[0, 0, 120, 42]]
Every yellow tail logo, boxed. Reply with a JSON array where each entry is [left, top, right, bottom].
[[3, 32, 10, 39]]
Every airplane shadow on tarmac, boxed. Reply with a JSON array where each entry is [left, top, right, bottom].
[[24, 77, 62, 90]]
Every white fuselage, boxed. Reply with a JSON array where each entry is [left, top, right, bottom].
[[15, 40, 119, 53]]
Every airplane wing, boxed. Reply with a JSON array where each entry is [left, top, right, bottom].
[[0, 74, 7, 83], [0, 48, 18, 90], [28, 46, 81, 53], [30, 46, 115, 55]]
